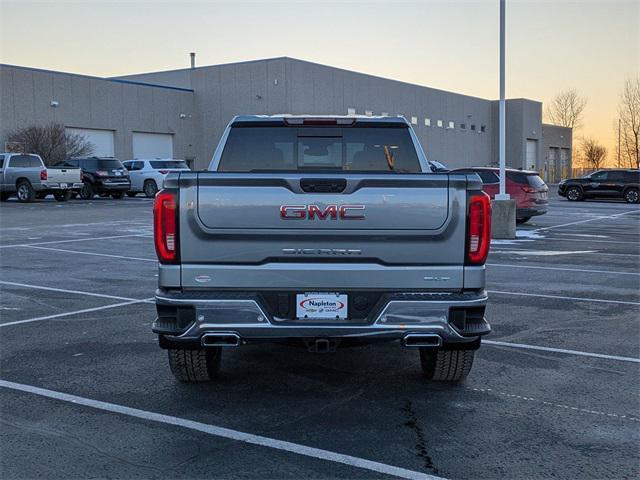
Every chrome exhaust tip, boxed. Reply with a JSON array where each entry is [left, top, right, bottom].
[[201, 332, 241, 347], [403, 333, 443, 348]]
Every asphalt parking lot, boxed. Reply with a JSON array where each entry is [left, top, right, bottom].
[[1, 193, 638, 480]]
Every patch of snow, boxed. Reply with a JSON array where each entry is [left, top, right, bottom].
[[554, 233, 610, 238], [490, 229, 545, 245], [516, 229, 545, 239]]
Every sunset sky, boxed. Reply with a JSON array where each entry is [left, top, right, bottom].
[[1, 0, 638, 164]]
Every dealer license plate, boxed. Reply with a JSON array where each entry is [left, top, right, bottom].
[[296, 292, 348, 320]]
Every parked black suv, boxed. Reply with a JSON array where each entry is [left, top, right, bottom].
[[558, 169, 639, 203], [56, 157, 131, 199]]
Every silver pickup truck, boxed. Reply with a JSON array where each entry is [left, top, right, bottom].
[[153, 115, 492, 383], [0, 153, 83, 202]]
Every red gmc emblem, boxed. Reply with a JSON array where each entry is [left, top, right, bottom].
[[280, 204, 366, 220]]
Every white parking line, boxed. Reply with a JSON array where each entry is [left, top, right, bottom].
[[490, 249, 640, 257], [1, 220, 149, 231], [487, 263, 640, 276], [0, 233, 152, 249], [468, 386, 639, 422], [484, 340, 640, 364], [542, 237, 640, 245], [487, 290, 640, 306], [0, 298, 153, 328], [535, 209, 639, 232], [0, 380, 440, 480], [0, 280, 143, 302], [24, 245, 156, 262]]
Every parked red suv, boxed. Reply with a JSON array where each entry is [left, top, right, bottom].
[[452, 167, 549, 224]]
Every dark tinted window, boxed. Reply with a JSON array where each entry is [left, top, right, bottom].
[[590, 171, 608, 181], [506, 171, 530, 184], [80, 158, 124, 171], [624, 171, 640, 182], [609, 171, 627, 181], [8, 154, 40, 168], [57, 159, 79, 168], [218, 126, 421, 173], [526, 174, 546, 188], [29, 156, 43, 167], [123, 161, 143, 171], [150, 160, 189, 169], [476, 170, 499, 184], [0, 155, 4, 168]]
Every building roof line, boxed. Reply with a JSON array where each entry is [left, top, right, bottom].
[[111, 56, 290, 79], [113, 56, 542, 104], [0, 63, 194, 92]]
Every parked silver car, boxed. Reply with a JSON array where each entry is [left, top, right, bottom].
[[122, 159, 191, 198]]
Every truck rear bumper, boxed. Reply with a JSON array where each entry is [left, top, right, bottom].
[[153, 290, 490, 347], [41, 182, 83, 191], [162, 263, 485, 290]]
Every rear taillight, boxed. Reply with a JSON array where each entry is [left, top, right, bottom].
[[466, 193, 491, 265], [158, 170, 169, 174], [154, 191, 178, 263], [40, 170, 47, 181], [95, 170, 108, 177], [521, 186, 536, 193]]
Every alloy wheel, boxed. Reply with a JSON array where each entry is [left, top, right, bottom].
[[17, 184, 29, 201]]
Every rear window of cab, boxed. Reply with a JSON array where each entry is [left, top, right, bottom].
[[218, 126, 421, 173]]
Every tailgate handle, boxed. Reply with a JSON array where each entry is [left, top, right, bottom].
[[300, 178, 347, 193]]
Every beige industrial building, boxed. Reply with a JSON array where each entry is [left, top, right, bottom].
[[1, 58, 571, 180]]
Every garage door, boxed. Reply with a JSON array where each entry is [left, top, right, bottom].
[[66, 128, 114, 157], [132, 132, 173, 159]]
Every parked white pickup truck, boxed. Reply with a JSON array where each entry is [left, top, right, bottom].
[[0, 153, 83, 202]]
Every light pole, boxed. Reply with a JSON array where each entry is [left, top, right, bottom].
[[492, 0, 516, 239], [496, 0, 509, 200]]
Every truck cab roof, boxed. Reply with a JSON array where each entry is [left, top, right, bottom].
[[229, 114, 411, 127]]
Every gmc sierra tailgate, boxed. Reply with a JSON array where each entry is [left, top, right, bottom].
[[175, 172, 469, 290]]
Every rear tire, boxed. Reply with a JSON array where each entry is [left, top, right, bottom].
[[16, 181, 35, 203], [168, 348, 221, 382], [516, 216, 531, 224], [126, 192, 137, 197], [54, 191, 72, 202], [143, 180, 158, 198], [79, 182, 94, 200], [624, 188, 638, 204], [0, 192, 10, 201], [111, 192, 124, 199], [566, 186, 583, 201], [420, 348, 475, 382]]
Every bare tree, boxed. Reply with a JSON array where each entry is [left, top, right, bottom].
[[617, 76, 640, 169], [7, 123, 94, 165], [545, 89, 588, 130], [581, 137, 607, 170]]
